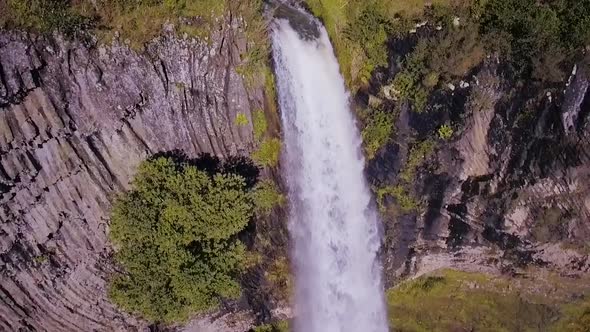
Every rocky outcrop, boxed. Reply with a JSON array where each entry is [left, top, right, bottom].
[[0, 15, 263, 331], [374, 58, 590, 284]]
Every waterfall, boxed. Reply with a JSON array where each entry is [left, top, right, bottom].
[[271, 9, 389, 332]]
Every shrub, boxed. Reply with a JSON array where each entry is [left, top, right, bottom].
[[265, 256, 293, 300], [343, 4, 389, 72], [235, 113, 249, 126], [438, 124, 454, 140], [361, 108, 395, 159], [253, 138, 281, 167], [108, 156, 253, 323], [399, 139, 436, 183], [393, 23, 484, 112], [251, 180, 285, 216], [376, 185, 418, 213], [479, 0, 590, 80]]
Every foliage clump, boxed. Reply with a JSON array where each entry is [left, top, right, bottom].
[[376, 185, 418, 213], [399, 139, 437, 183], [252, 180, 285, 216], [360, 108, 395, 160], [253, 320, 289, 332], [235, 113, 249, 126], [392, 21, 484, 113], [253, 138, 282, 167], [480, 0, 590, 81], [108, 156, 256, 323], [437, 124, 454, 140]]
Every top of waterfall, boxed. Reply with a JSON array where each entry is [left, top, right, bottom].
[[268, 2, 320, 40]]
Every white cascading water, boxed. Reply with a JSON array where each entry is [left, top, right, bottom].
[[271, 10, 389, 332]]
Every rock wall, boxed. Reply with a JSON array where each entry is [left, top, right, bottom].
[[0, 15, 263, 331], [374, 59, 590, 283]]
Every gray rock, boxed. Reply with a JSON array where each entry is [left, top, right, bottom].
[[0, 14, 263, 332]]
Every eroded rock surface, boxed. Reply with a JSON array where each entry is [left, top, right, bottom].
[[375, 60, 590, 283], [0, 16, 263, 331]]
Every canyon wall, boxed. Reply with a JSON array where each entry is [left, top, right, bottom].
[[0, 16, 262, 331], [375, 59, 590, 282]]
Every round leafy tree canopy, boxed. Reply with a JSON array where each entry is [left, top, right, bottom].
[[108, 156, 255, 323]]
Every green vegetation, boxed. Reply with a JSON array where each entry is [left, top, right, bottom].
[[375, 139, 436, 215], [265, 256, 293, 300], [33, 254, 49, 264], [253, 138, 281, 167], [392, 21, 484, 112], [252, 180, 285, 216], [1, 0, 267, 51], [387, 269, 590, 332], [376, 185, 418, 213], [235, 113, 249, 127], [360, 108, 395, 159], [235, 0, 270, 88], [399, 139, 436, 183], [480, 0, 590, 80], [305, 0, 471, 89], [437, 124, 454, 140], [253, 320, 289, 332], [253, 110, 268, 141], [108, 156, 254, 323], [0, 0, 92, 36]]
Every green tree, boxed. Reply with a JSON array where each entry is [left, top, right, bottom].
[[108, 156, 253, 323]]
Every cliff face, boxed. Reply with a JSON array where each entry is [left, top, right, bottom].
[[0, 15, 263, 331], [374, 59, 590, 282]]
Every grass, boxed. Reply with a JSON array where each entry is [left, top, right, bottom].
[[253, 109, 268, 142], [253, 320, 289, 332], [1, 0, 93, 36], [1, 0, 267, 51], [387, 269, 590, 332]]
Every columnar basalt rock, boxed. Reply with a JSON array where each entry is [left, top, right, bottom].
[[0, 16, 262, 331]]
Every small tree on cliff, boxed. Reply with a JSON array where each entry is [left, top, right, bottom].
[[108, 156, 254, 323]]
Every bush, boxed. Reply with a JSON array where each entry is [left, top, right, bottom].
[[253, 138, 281, 167], [361, 108, 395, 159], [480, 0, 590, 80], [108, 156, 253, 323], [376, 185, 418, 213], [343, 4, 389, 73], [251, 180, 285, 216], [399, 139, 436, 183]]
